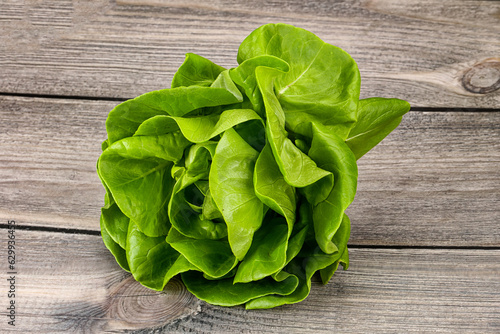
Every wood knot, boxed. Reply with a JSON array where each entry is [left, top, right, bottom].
[[105, 275, 199, 330], [462, 58, 500, 94]]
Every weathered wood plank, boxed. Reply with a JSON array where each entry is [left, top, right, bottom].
[[0, 96, 110, 231], [0, 229, 499, 333], [0, 229, 200, 332], [1, 0, 499, 107], [349, 110, 500, 246], [0, 95, 499, 246]]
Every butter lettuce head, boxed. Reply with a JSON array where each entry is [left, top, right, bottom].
[[97, 23, 410, 309]]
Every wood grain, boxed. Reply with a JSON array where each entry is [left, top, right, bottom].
[[0, 229, 498, 333], [349, 110, 500, 246], [1, 0, 499, 107], [0, 95, 499, 246], [163, 247, 500, 333], [0, 229, 199, 333]]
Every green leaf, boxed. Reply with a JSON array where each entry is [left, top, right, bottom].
[[134, 108, 262, 144], [234, 216, 288, 283], [211, 70, 244, 102], [238, 23, 360, 140], [166, 228, 238, 278], [307, 124, 357, 254], [347, 98, 410, 159], [209, 128, 263, 260], [106, 85, 243, 144], [98, 133, 191, 237], [134, 116, 180, 137], [100, 215, 130, 272], [126, 221, 193, 291], [181, 270, 299, 307], [269, 203, 310, 282], [232, 119, 267, 152], [320, 247, 349, 285], [97, 168, 130, 249], [172, 53, 226, 88], [201, 188, 223, 220], [100, 193, 129, 249], [168, 144, 228, 240], [173, 108, 262, 143], [255, 66, 332, 188], [254, 143, 296, 227], [168, 172, 228, 240], [246, 214, 350, 309], [229, 55, 289, 114]]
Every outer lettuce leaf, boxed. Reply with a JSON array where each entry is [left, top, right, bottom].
[[97, 169, 130, 249], [233, 216, 288, 283], [181, 270, 299, 307], [100, 216, 130, 272], [307, 123, 358, 254], [98, 133, 190, 237], [166, 228, 238, 278], [246, 214, 351, 309], [106, 71, 244, 144], [126, 221, 194, 291], [347, 97, 411, 159]]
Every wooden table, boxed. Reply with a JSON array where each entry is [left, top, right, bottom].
[[1, 1, 499, 333]]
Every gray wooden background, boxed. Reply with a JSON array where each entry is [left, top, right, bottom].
[[0, 0, 499, 333]]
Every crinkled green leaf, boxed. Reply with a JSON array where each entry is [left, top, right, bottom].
[[101, 200, 129, 249], [245, 214, 350, 309], [97, 168, 130, 249], [168, 145, 228, 240], [211, 70, 244, 102], [173, 108, 262, 143], [254, 143, 296, 227], [234, 216, 288, 283], [201, 188, 223, 220], [134, 108, 262, 144], [172, 53, 226, 88], [255, 66, 332, 189], [229, 55, 289, 114], [320, 247, 349, 285], [166, 228, 238, 278], [106, 85, 243, 144]]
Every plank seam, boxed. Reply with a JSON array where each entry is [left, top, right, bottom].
[[0, 92, 499, 112], [348, 244, 500, 250], [0, 92, 126, 102], [1, 224, 499, 250], [0, 223, 101, 236]]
